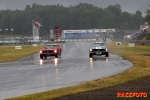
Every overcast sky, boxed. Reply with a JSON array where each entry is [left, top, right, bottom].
[[0, 0, 150, 16]]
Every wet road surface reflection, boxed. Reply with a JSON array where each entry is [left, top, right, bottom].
[[89, 56, 109, 70], [40, 58, 61, 67], [89, 56, 109, 62]]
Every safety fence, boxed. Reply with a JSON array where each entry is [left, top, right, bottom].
[[56, 38, 113, 42], [0, 39, 111, 45], [114, 39, 150, 45], [128, 40, 150, 45], [1, 39, 150, 46]]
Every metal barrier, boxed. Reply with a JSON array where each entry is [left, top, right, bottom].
[[129, 40, 150, 45], [55, 38, 112, 42], [113, 39, 150, 45], [0, 38, 113, 45]]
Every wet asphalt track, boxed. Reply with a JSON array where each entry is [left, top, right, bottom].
[[0, 42, 133, 99]]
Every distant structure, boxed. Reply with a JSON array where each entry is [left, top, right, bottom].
[[62, 29, 115, 39], [113, 31, 125, 40], [49, 28, 54, 40], [140, 22, 150, 33], [32, 26, 39, 42], [32, 20, 42, 42]]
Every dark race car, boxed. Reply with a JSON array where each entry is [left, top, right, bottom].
[[40, 44, 62, 59], [89, 42, 109, 58]]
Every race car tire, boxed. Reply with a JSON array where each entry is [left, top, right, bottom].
[[55, 54, 58, 58], [105, 52, 109, 57], [40, 55, 43, 59], [89, 54, 92, 58]]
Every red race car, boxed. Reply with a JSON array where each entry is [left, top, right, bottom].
[[40, 44, 62, 59]]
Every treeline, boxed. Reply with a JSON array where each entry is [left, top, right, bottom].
[[0, 3, 146, 36], [145, 4, 150, 25]]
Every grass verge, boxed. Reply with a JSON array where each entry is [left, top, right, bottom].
[[0, 45, 43, 63], [5, 41, 150, 100]]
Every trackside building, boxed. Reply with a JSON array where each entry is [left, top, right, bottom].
[[62, 29, 115, 39]]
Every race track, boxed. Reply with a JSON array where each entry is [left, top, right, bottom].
[[0, 42, 133, 99]]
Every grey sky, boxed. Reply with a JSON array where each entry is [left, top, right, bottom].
[[0, 0, 150, 16]]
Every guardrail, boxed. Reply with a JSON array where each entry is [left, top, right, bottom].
[[56, 38, 112, 42], [0, 38, 112, 45], [113, 39, 150, 45], [129, 40, 150, 45]]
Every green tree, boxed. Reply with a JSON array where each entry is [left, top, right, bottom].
[[106, 4, 122, 16], [0, 3, 145, 36], [146, 4, 150, 25]]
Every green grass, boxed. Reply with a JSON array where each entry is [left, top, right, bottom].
[[0, 45, 43, 62], [5, 41, 150, 100]]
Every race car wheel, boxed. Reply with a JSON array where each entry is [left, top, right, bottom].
[[89, 54, 92, 58], [40, 55, 43, 59], [55, 54, 58, 58], [105, 52, 109, 57]]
